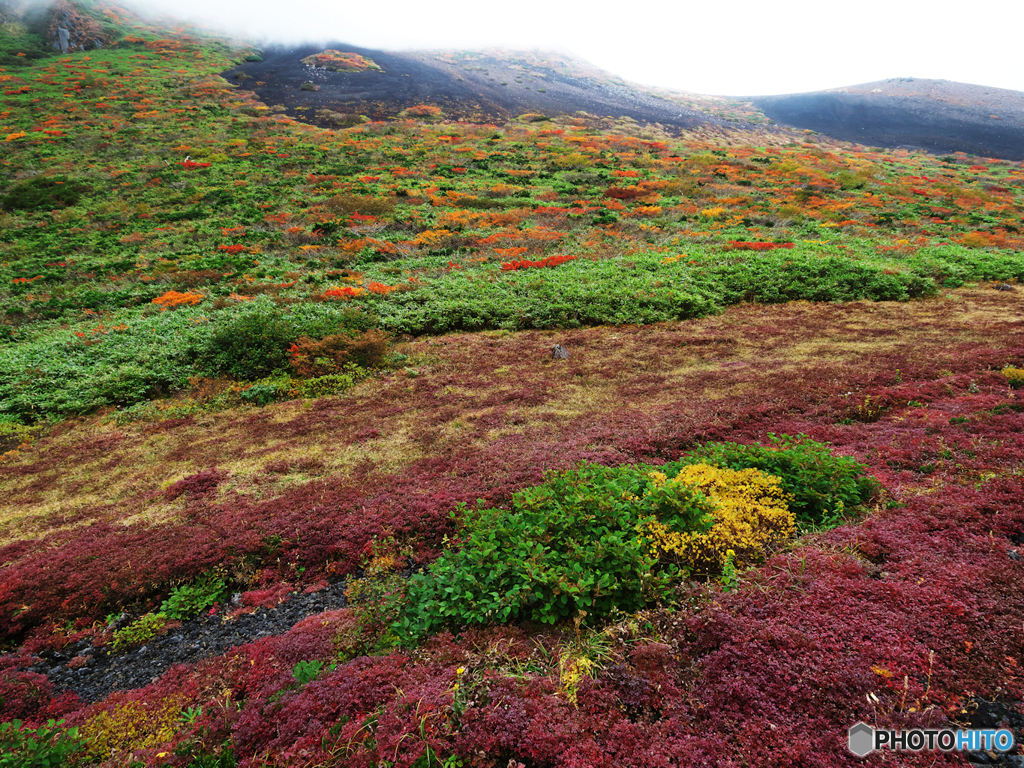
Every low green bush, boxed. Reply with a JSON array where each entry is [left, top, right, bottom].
[[702, 253, 937, 304], [395, 436, 875, 640], [202, 307, 294, 380], [160, 571, 227, 620], [238, 365, 370, 404], [292, 660, 329, 685], [394, 463, 715, 642], [0, 176, 89, 212], [0, 719, 83, 768]]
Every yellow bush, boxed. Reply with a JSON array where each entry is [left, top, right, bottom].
[[642, 463, 794, 575], [80, 695, 185, 761], [1002, 366, 1024, 389]]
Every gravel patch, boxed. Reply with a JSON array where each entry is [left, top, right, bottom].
[[32, 580, 350, 703]]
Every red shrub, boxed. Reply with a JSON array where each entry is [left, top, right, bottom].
[[500, 254, 578, 271], [164, 468, 228, 501]]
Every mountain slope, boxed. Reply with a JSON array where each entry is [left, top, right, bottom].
[[752, 78, 1024, 160], [226, 44, 772, 135]]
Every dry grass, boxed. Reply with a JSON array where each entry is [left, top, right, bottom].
[[1, 286, 1021, 549]]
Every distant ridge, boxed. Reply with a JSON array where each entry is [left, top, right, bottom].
[[225, 44, 771, 135], [229, 48, 1024, 159], [752, 78, 1024, 160]]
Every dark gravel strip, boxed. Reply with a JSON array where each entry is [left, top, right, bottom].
[[32, 580, 350, 704]]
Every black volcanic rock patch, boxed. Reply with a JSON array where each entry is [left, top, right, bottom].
[[223, 44, 757, 133], [753, 78, 1024, 160]]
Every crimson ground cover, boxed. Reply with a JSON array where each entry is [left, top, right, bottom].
[[2, 287, 1024, 765], [2, 3, 1024, 765]]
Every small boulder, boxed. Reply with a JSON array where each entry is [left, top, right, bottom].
[[551, 344, 570, 360]]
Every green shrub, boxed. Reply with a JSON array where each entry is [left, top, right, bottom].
[[339, 567, 409, 658], [295, 306, 378, 338], [1, 176, 89, 212], [394, 463, 715, 642], [160, 572, 226, 620], [235, 366, 368, 405], [202, 307, 294, 380], [0, 719, 83, 768], [704, 254, 937, 304], [679, 434, 877, 527]]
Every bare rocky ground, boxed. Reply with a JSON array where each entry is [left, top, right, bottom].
[[33, 580, 351, 704]]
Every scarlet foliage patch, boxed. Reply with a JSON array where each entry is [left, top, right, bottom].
[[321, 285, 364, 299], [0, 655, 80, 725], [500, 254, 579, 271], [724, 241, 796, 251]]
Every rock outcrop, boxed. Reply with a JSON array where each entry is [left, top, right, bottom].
[[46, 1, 110, 52]]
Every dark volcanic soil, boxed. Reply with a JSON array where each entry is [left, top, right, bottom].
[[223, 44, 757, 133], [32, 580, 351, 704], [753, 78, 1024, 160]]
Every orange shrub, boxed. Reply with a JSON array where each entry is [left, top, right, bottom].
[[152, 290, 203, 309], [322, 286, 364, 300], [288, 330, 390, 377]]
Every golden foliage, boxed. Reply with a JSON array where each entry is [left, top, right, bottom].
[[80, 694, 186, 761], [642, 463, 794, 574]]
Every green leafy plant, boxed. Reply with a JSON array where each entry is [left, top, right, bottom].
[[339, 569, 409, 659], [160, 571, 227, 620], [0, 718, 83, 768], [292, 659, 330, 685], [720, 549, 739, 591], [202, 307, 294, 380], [394, 463, 715, 642]]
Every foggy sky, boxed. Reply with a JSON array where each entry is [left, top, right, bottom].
[[109, 0, 1024, 96]]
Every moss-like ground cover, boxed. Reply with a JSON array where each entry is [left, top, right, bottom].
[[1, 2, 1024, 766]]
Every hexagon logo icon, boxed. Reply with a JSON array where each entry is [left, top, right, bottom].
[[848, 722, 874, 757]]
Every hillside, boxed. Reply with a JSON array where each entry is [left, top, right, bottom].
[[230, 48, 1024, 162], [1, 2, 1024, 767], [226, 44, 771, 137], [752, 78, 1024, 160]]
